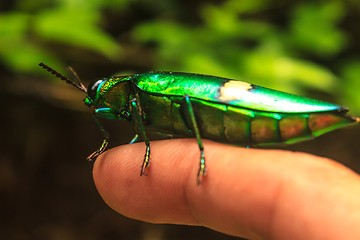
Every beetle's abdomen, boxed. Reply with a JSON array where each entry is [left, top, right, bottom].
[[194, 99, 356, 145], [139, 93, 356, 146], [195, 100, 356, 146], [185, 99, 356, 146]]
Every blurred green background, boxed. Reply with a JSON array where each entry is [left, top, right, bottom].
[[1, 0, 360, 239]]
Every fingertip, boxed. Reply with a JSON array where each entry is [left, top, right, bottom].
[[93, 144, 143, 216], [92, 139, 202, 224]]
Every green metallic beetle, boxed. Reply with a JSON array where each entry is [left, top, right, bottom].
[[40, 63, 359, 184]]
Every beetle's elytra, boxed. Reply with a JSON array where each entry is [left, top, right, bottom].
[[40, 63, 359, 184]]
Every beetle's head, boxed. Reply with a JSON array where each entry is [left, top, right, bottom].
[[84, 76, 131, 110], [84, 79, 103, 107], [39, 63, 130, 110]]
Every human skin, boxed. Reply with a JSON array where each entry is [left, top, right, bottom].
[[93, 139, 360, 240]]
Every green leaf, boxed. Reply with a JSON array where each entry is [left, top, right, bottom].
[[34, 8, 121, 59], [0, 42, 63, 73], [290, 1, 347, 56], [0, 13, 28, 42], [0, 13, 62, 73], [340, 61, 360, 114]]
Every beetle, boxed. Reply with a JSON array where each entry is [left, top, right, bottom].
[[39, 62, 359, 184]]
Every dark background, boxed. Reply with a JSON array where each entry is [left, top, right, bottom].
[[1, 0, 360, 239]]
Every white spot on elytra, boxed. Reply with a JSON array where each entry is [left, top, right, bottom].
[[218, 80, 253, 101]]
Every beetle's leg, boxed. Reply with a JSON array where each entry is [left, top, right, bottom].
[[87, 109, 111, 161], [129, 134, 139, 144], [130, 98, 151, 176], [183, 95, 206, 185], [154, 131, 174, 139]]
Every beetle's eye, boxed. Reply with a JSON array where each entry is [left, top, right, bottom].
[[87, 79, 104, 100]]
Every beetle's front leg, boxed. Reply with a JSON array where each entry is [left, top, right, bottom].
[[130, 98, 151, 176], [87, 108, 112, 161], [183, 95, 206, 185]]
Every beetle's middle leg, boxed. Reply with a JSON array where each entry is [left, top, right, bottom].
[[130, 98, 151, 176], [183, 95, 206, 185], [129, 134, 139, 144]]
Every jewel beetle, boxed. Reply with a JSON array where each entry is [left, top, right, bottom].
[[39, 63, 359, 184]]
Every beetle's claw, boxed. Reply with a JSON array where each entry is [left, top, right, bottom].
[[140, 159, 150, 176], [140, 146, 151, 176], [87, 139, 108, 161], [140, 162, 148, 176], [87, 152, 98, 161], [196, 165, 207, 185]]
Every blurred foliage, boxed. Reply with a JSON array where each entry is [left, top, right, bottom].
[[289, 1, 347, 56], [0, 0, 126, 73], [133, 0, 344, 94], [0, 0, 360, 113]]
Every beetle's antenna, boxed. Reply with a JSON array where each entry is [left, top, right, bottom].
[[39, 62, 87, 93], [68, 66, 87, 92]]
